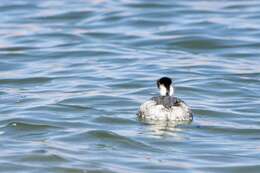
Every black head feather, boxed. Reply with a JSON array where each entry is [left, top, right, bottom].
[[157, 77, 172, 96]]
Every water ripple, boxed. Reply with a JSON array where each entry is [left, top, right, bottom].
[[1, 0, 260, 172]]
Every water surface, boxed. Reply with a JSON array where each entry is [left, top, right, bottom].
[[1, 0, 260, 172]]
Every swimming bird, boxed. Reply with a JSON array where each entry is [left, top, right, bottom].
[[138, 77, 193, 121]]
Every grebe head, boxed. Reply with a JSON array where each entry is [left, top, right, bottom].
[[157, 77, 174, 96]]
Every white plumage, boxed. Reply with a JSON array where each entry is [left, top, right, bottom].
[[138, 99, 192, 121]]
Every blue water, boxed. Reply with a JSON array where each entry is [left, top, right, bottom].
[[1, 0, 260, 172]]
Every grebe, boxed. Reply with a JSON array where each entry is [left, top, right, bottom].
[[137, 77, 193, 121]]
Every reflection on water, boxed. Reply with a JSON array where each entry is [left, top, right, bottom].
[[1, 0, 260, 172]]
